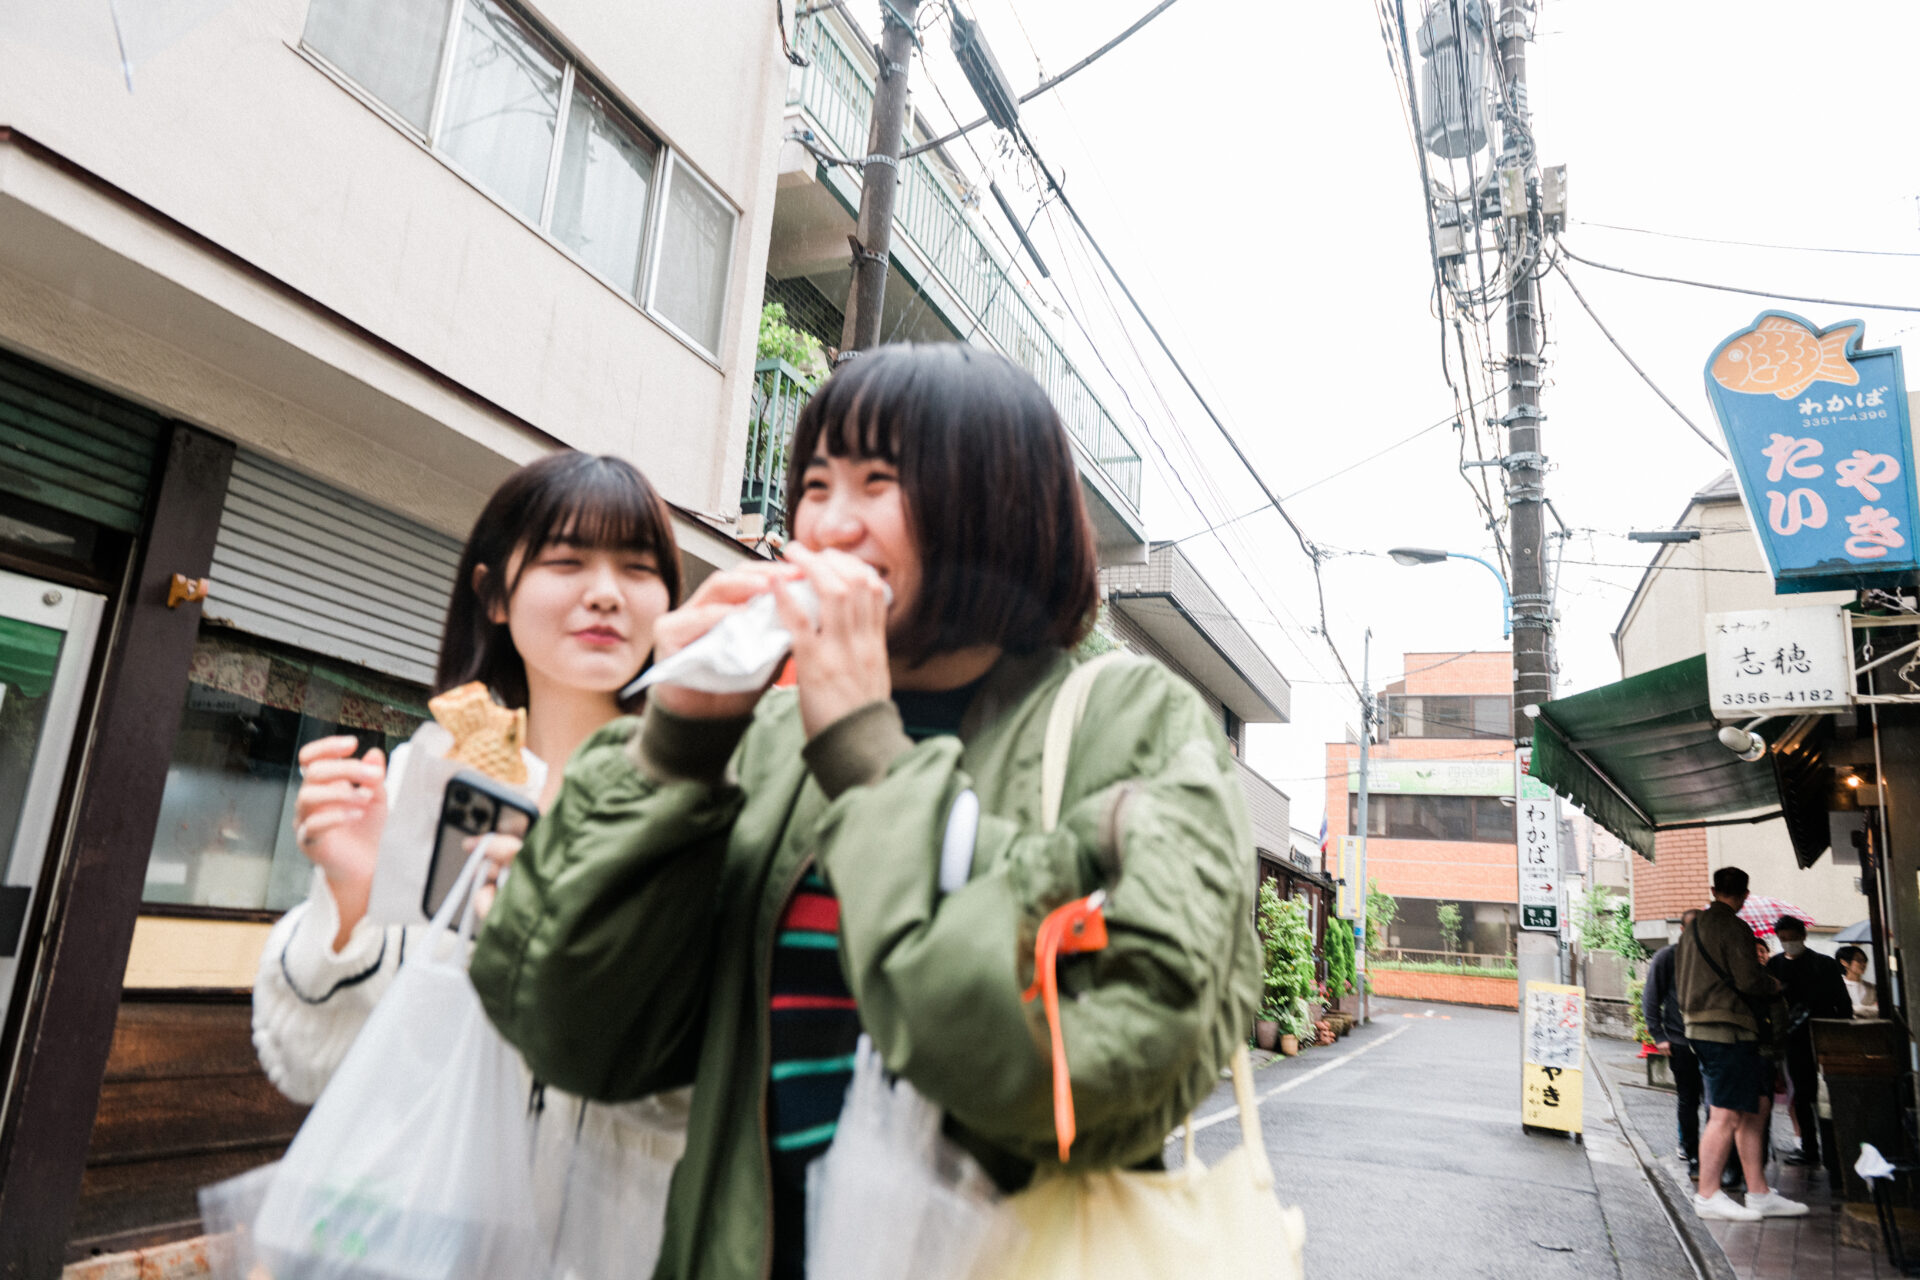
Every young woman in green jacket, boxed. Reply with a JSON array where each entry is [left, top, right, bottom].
[[471, 343, 1260, 1280]]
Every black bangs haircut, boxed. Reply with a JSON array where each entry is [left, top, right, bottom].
[[782, 343, 1100, 665], [437, 452, 682, 710]]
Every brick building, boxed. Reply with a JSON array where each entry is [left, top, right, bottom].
[[1325, 651, 1521, 955]]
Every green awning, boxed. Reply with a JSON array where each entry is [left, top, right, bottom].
[[0, 615, 62, 700], [1528, 654, 1787, 859]]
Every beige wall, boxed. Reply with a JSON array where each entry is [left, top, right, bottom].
[[0, 0, 789, 526], [1614, 489, 1863, 931]]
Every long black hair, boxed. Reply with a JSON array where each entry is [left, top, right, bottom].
[[436, 452, 682, 710]]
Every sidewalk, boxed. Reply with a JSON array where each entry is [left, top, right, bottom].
[[1588, 1034, 1896, 1279]]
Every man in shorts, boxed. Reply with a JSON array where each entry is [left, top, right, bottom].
[[1677, 866, 1807, 1221]]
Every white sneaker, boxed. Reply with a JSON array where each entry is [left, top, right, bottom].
[[1693, 1191, 1762, 1221], [1746, 1190, 1810, 1218]]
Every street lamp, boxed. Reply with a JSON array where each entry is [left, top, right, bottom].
[[1386, 547, 1513, 638]]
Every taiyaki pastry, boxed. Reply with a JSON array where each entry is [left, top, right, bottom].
[[1712, 315, 1860, 400], [427, 681, 528, 785]]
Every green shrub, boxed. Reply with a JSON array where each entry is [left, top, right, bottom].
[[1372, 958, 1520, 978], [1436, 900, 1463, 953], [757, 302, 826, 378], [1257, 881, 1316, 1024], [1325, 918, 1357, 1000], [1365, 879, 1398, 954]]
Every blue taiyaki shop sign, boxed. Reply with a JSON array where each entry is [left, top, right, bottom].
[[1705, 312, 1917, 593]]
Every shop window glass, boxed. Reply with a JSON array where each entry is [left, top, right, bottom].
[[143, 628, 427, 913], [552, 82, 657, 295], [1385, 693, 1511, 739], [1347, 793, 1516, 843], [302, 0, 454, 133], [438, 0, 564, 222], [651, 157, 736, 354]]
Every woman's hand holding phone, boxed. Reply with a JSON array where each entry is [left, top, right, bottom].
[[776, 545, 891, 739], [294, 735, 389, 949], [649, 561, 805, 720]]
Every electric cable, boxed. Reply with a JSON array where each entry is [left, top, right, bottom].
[[1009, 117, 1363, 696], [1551, 259, 1729, 458], [903, 0, 1182, 158], [1575, 219, 1920, 261], [1558, 243, 1920, 315]]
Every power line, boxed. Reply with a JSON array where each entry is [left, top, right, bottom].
[[1166, 396, 1499, 550], [1560, 558, 1770, 574], [1576, 219, 1920, 261], [1557, 243, 1920, 315], [1551, 259, 1728, 459], [1010, 118, 1363, 696], [902, 0, 1181, 158]]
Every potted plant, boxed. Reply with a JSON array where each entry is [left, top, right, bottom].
[[1258, 882, 1316, 1058]]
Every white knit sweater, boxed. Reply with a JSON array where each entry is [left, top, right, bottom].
[[251, 745, 689, 1273]]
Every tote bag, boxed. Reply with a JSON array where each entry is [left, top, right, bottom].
[[1000, 653, 1306, 1280]]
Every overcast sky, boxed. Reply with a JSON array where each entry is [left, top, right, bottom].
[[899, 0, 1920, 834]]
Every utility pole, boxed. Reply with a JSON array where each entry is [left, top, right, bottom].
[[1354, 630, 1374, 1024], [838, 0, 921, 357], [1493, 0, 1562, 999]]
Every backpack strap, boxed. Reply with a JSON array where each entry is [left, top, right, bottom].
[[1040, 652, 1128, 834]]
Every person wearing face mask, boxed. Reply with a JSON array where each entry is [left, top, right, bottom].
[[251, 452, 691, 1274], [1765, 915, 1852, 1166], [471, 344, 1260, 1280]]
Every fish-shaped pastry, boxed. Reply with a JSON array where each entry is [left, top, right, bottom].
[[1711, 315, 1860, 399]]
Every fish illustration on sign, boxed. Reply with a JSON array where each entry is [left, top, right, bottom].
[[1711, 315, 1861, 399]]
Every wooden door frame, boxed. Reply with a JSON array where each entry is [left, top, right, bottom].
[[0, 423, 233, 1277]]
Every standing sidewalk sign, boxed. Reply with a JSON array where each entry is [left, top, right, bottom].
[[1705, 312, 1917, 594], [1334, 836, 1361, 921], [1522, 981, 1585, 1134], [1705, 606, 1851, 718], [1516, 749, 1558, 932]]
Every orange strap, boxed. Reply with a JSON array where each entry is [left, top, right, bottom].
[[1021, 891, 1109, 1162]]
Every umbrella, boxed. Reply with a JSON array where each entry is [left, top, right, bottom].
[[1834, 920, 1873, 944], [1738, 895, 1813, 939]]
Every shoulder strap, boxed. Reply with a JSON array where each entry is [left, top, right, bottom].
[[1040, 652, 1128, 833]]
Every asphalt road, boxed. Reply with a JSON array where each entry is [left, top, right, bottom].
[[1171, 997, 1699, 1279]]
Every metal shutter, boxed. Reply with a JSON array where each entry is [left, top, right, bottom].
[[0, 349, 162, 532], [205, 452, 463, 685]]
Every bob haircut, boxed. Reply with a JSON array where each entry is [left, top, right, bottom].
[[438, 452, 682, 710], [782, 343, 1100, 663]]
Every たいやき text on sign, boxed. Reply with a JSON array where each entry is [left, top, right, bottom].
[[1522, 982, 1585, 1133], [1705, 312, 1918, 594]]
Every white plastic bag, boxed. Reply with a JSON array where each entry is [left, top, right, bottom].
[[246, 849, 544, 1279], [537, 1095, 687, 1280], [805, 1037, 1020, 1280]]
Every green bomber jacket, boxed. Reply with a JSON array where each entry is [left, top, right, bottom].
[[469, 648, 1260, 1280]]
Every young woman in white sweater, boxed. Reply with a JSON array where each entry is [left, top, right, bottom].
[[251, 451, 690, 1273]]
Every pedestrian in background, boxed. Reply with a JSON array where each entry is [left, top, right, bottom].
[[1767, 915, 1852, 1166], [1678, 866, 1806, 1221], [1837, 945, 1878, 1018], [1643, 908, 1703, 1176]]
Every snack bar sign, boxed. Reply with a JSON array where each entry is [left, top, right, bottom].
[[1705, 312, 1917, 593], [1705, 606, 1850, 719]]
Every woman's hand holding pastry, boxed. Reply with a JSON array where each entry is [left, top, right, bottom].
[[649, 562, 804, 720]]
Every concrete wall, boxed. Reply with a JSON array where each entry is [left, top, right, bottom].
[[0, 0, 789, 526]]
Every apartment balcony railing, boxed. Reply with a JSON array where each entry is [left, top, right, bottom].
[[788, 13, 1143, 514], [741, 358, 811, 538]]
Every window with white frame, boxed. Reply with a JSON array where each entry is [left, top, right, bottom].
[[302, 0, 737, 357]]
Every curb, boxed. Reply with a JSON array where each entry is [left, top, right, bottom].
[[1588, 1050, 1738, 1280]]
